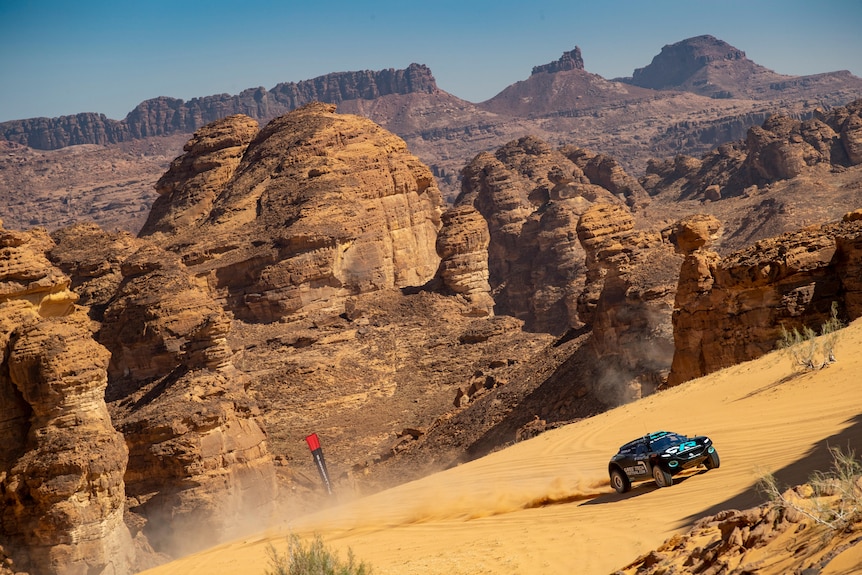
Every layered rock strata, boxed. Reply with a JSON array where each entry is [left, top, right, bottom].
[[435, 205, 495, 316], [1, 64, 438, 149], [457, 136, 640, 333], [141, 103, 443, 323], [624, 35, 862, 101], [49, 226, 278, 557], [141, 114, 260, 235], [642, 98, 862, 200], [576, 203, 681, 398], [668, 212, 862, 385], [0, 222, 133, 575]]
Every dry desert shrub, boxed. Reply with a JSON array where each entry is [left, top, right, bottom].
[[778, 301, 844, 370], [265, 533, 372, 575], [758, 446, 862, 531]]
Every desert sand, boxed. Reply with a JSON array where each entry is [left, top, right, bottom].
[[143, 319, 862, 575]]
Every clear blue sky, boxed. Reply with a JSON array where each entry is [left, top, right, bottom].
[[1, 0, 860, 122]]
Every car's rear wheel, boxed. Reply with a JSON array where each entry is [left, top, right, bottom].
[[653, 465, 673, 488], [610, 468, 631, 494], [704, 449, 720, 470]]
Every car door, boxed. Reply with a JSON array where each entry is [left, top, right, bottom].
[[631, 441, 651, 479]]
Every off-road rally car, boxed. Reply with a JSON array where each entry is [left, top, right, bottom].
[[608, 430, 719, 493]]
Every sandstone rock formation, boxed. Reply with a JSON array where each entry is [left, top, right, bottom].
[[457, 136, 638, 333], [642, 98, 862, 201], [576, 203, 681, 398], [531, 47, 585, 74], [0, 222, 133, 575], [141, 103, 443, 323], [49, 225, 278, 557], [435, 205, 495, 316], [618, 481, 862, 574], [141, 115, 260, 236], [668, 212, 862, 385]]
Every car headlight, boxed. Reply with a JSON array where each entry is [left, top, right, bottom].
[[668, 460, 679, 468], [708, 446, 715, 454]]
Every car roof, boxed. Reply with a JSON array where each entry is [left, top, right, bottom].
[[617, 431, 680, 452]]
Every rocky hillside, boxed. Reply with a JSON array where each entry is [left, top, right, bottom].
[[622, 34, 862, 102], [4, 35, 862, 233], [476, 47, 660, 117], [618, 475, 862, 574], [2, 44, 862, 575]]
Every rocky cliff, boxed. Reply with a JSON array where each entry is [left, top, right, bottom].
[[455, 136, 651, 334], [0, 64, 438, 150], [575, 203, 681, 397], [668, 211, 862, 385], [48, 223, 278, 557], [0, 222, 133, 575], [141, 103, 443, 323]]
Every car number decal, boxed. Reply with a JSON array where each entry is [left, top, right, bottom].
[[664, 440, 697, 455]]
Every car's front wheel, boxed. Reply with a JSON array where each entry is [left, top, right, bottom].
[[653, 465, 673, 488], [704, 449, 720, 470], [610, 468, 631, 494]]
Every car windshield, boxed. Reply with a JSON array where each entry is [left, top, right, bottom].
[[650, 433, 687, 452]]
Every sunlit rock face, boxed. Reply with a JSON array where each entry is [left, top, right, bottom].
[[435, 204, 494, 316], [457, 135, 643, 334], [576, 203, 681, 400], [49, 224, 279, 558], [140, 103, 444, 323], [0, 222, 133, 575], [668, 212, 862, 386]]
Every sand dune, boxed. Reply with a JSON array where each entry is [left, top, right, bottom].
[[143, 320, 862, 575]]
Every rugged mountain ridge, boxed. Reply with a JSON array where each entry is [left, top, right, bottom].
[[4, 36, 862, 234], [623, 34, 862, 101], [0, 64, 438, 149], [477, 47, 660, 117]]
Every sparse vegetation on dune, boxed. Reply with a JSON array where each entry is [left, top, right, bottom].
[[778, 302, 845, 371], [759, 446, 862, 531], [265, 534, 372, 575]]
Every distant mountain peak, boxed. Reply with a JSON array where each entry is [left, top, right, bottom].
[[532, 47, 585, 75], [628, 35, 749, 91]]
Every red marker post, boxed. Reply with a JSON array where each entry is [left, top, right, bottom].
[[305, 433, 334, 496]]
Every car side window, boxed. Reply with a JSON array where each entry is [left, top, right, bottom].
[[635, 443, 646, 457]]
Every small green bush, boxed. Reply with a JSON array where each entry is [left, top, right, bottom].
[[265, 533, 372, 575]]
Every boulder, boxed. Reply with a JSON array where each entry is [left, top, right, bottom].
[[435, 205, 495, 316]]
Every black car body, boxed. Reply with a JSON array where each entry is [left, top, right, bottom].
[[608, 431, 719, 493]]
